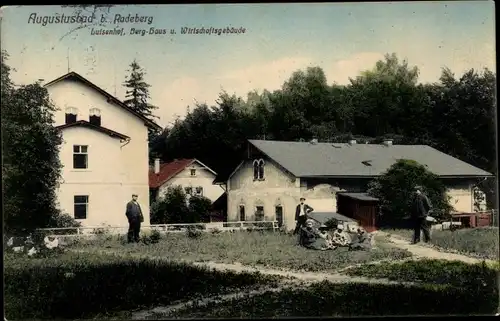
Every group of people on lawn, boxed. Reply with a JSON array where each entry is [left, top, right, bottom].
[[293, 197, 372, 251], [292, 185, 434, 250], [124, 185, 433, 247]]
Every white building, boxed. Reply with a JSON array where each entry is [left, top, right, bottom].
[[150, 158, 224, 203], [45, 72, 162, 227]]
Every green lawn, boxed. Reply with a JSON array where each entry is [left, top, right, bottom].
[[4, 251, 280, 319], [382, 227, 499, 259], [166, 280, 498, 318], [72, 230, 412, 272]]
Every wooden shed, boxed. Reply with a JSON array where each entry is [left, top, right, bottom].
[[336, 192, 380, 232]]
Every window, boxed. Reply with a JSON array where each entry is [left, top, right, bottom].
[[239, 205, 245, 221], [275, 205, 283, 227], [190, 168, 196, 176], [195, 186, 203, 196], [74, 195, 88, 219], [89, 108, 101, 126], [73, 145, 88, 169], [258, 159, 265, 179], [255, 206, 264, 221], [184, 187, 193, 195], [65, 107, 78, 124], [253, 159, 265, 180]]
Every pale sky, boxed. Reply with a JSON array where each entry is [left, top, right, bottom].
[[1, 2, 495, 127]]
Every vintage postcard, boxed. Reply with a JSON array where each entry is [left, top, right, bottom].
[[2, 2, 498, 319]]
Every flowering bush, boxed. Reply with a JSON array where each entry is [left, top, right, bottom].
[[5, 232, 64, 258]]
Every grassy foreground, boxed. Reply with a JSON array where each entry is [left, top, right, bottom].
[[168, 280, 498, 318], [72, 230, 412, 272], [383, 227, 499, 259], [4, 251, 280, 319]]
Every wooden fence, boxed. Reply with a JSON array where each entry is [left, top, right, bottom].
[[36, 221, 279, 237]]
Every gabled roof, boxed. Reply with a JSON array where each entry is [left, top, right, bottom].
[[149, 158, 217, 188], [44, 72, 162, 131], [246, 140, 493, 178], [55, 120, 129, 140]]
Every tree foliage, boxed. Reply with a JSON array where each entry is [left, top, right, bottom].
[[150, 185, 212, 224], [367, 159, 454, 225], [1, 50, 72, 235], [151, 52, 496, 208], [123, 59, 160, 143]]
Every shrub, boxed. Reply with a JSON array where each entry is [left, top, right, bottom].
[[367, 159, 454, 225], [4, 252, 280, 319], [187, 227, 203, 239], [150, 229, 162, 243], [187, 195, 212, 223], [48, 212, 82, 229], [141, 229, 162, 245], [92, 224, 111, 235], [345, 259, 498, 293], [151, 185, 188, 224]]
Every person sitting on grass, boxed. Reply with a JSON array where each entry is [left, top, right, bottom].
[[299, 220, 335, 251], [318, 224, 336, 250], [331, 224, 351, 246], [348, 227, 373, 251]]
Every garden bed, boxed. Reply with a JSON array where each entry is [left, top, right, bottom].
[[4, 251, 280, 319], [72, 230, 412, 272], [382, 227, 499, 260], [166, 280, 498, 318]]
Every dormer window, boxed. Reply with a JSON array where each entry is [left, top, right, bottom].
[[253, 159, 265, 181], [89, 108, 101, 126], [190, 168, 196, 176], [65, 107, 78, 124]]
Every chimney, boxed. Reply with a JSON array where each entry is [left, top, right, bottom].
[[348, 139, 357, 145], [154, 158, 160, 174], [382, 139, 393, 147]]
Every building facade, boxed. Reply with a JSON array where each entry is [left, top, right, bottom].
[[225, 139, 493, 231], [45, 72, 161, 227]]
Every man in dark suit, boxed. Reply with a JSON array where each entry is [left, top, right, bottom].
[[126, 194, 144, 243], [411, 186, 432, 244], [293, 197, 314, 235]]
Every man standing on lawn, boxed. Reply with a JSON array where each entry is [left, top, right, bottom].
[[294, 197, 314, 234], [411, 185, 432, 244], [126, 194, 144, 243]]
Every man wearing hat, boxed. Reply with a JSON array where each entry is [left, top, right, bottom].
[[411, 185, 432, 244], [125, 194, 144, 243], [294, 197, 314, 235]]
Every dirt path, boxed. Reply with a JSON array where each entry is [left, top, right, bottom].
[[131, 285, 291, 320], [375, 231, 495, 264]]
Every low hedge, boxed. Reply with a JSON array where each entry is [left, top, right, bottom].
[[344, 259, 498, 290], [170, 280, 498, 317], [4, 252, 280, 319]]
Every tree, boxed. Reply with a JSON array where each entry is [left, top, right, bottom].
[[2, 50, 68, 235], [186, 195, 213, 223], [150, 186, 213, 224], [367, 159, 453, 226], [150, 185, 188, 224], [123, 59, 160, 142]]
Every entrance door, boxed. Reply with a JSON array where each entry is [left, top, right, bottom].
[[275, 206, 283, 227]]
